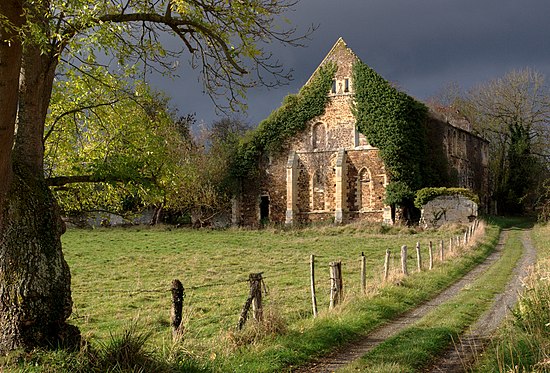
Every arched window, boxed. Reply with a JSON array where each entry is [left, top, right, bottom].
[[357, 167, 373, 211], [312, 122, 326, 150]]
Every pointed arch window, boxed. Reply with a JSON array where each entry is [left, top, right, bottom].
[[357, 167, 374, 211]]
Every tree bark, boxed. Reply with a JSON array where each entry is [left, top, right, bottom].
[[0, 0, 23, 228], [0, 25, 80, 352]]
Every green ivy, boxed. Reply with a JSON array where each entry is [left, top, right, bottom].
[[232, 63, 337, 179], [414, 187, 480, 209], [352, 61, 430, 205], [384, 181, 415, 206]]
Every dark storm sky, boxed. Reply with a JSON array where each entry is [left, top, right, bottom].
[[149, 0, 550, 127]]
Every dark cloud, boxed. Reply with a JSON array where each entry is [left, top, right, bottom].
[[149, 0, 550, 126]]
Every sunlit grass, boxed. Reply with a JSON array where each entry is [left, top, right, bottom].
[[64, 223, 467, 346], [51, 220, 489, 372]]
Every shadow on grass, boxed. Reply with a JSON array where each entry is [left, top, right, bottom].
[[484, 215, 536, 230]]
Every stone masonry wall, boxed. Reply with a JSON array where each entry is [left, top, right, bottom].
[[420, 195, 478, 227], [426, 109, 490, 211]]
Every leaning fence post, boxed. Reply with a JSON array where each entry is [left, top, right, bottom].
[[251, 273, 263, 322], [171, 279, 185, 338], [415, 242, 422, 272], [310, 254, 318, 318], [237, 272, 263, 330], [401, 245, 408, 276], [361, 252, 367, 294], [384, 249, 391, 281], [329, 261, 343, 309], [429, 241, 434, 270]]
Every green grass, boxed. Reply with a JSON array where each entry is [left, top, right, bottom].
[[62, 223, 471, 345], [340, 219, 531, 373], [7, 220, 496, 372]]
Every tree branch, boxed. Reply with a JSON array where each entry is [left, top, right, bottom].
[[43, 100, 120, 143]]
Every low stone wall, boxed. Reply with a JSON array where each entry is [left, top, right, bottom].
[[420, 195, 478, 228]]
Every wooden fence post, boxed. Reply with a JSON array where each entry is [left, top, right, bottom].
[[415, 242, 422, 272], [384, 249, 391, 281], [237, 272, 263, 330], [329, 261, 343, 309], [310, 254, 318, 318], [171, 279, 185, 338], [401, 245, 408, 276], [428, 241, 434, 270], [464, 230, 468, 246], [449, 237, 453, 253], [361, 252, 367, 294], [440, 240, 444, 262], [251, 273, 263, 322]]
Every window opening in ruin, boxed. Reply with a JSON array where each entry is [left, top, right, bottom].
[[331, 79, 337, 94], [259, 195, 270, 222], [312, 170, 325, 211], [357, 167, 373, 211], [312, 122, 326, 150], [344, 78, 349, 93]]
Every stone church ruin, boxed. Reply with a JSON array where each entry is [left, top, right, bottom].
[[233, 38, 489, 226]]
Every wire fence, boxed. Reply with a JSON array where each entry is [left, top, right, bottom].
[[70, 219, 484, 335]]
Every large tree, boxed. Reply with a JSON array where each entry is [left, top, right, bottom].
[[448, 69, 550, 214], [0, 0, 308, 353]]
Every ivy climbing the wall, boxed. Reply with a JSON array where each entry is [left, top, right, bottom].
[[232, 63, 337, 179], [352, 61, 430, 206]]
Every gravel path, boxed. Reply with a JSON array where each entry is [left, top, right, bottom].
[[293, 228, 531, 373], [428, 229, 537, 372]]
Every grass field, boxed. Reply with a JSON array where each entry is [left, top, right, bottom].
[[5, 220, 498, 372], [63, 223, 464, 343], [53, 221, 490, 371]]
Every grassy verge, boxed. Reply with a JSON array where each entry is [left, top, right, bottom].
[[472, 222, 550, 373], [5, 221, 495, 372], [340, 218, 528, 373]]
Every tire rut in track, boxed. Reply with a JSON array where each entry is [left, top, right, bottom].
[[293, 230, 511, 373]]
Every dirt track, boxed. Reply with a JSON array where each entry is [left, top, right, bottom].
[[428, 229, 536, 372], [294, 228, 536, 373]]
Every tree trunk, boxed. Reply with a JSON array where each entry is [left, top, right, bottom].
[[0, 0, 23, 228], [0, 166, 79, 352], [0, 35, 80, 352]]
